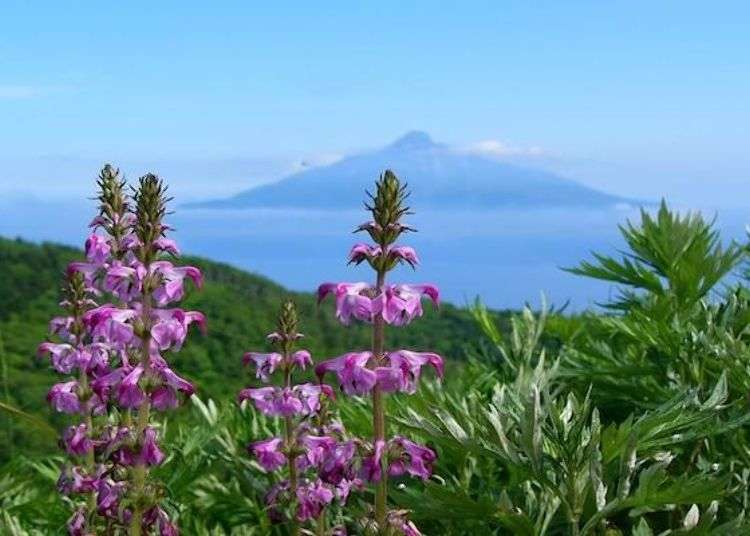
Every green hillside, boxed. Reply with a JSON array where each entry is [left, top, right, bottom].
[[0, 236, 499, 461]]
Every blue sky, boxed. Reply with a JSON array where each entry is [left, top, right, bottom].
[[1, 1, 749, 206]]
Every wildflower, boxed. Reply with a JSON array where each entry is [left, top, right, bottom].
[[316, 170, 441, 533]]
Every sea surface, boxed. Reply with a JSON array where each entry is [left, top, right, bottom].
[[2, 196, 747, 310]]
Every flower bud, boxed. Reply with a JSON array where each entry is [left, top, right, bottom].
[[364, 170, 413, 245]]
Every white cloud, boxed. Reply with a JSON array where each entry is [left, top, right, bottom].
[[457, 139, 546, 158]]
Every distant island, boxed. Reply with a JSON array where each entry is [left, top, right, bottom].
[[187, 131, 636, 210]]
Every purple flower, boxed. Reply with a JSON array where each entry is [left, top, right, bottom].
[[295, 383, 335, 414], [242, 352, 283, 382], [140, 427, 165, 466], [388, 437, 436, 480], [377, 350, 444, 394], [117, 365, 145, 408], [47, 381, 81, 413], [103, 263, 141, 301], [361, 440, 386, 482], [151, 506, 179, 536], [388, 245, 419, 268], [67, 507, 89, 536], [153, 361, 195, 400], [291, 349, 313, 370], [348, 243, 420, 269], [381, 284, 439, 326], [348, 243, 382, 265], [299, 435, 338, 470], [63, 424, 93, 456], [84, 305, 136, 347], [296, 479, 334, 521], [239, 386, 299, 416], [151, 308, 206, 352], [57, 465, 97, 495], [239, 384, 332, 417], [85, 233, 112, 265], [151, 261, 203, 306], [97, 478, 127, 519], [153, 237, 180, 256], [317, 282, 376, 325], [387, 510, 423, 536], [318, 440, 358, 488], [250, 437, 287, 472], [38, 342, 77, 374], [315, 351, 376, 396], [49, 315, 74, 341]]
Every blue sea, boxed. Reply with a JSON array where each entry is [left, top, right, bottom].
[[2, 197, 747, 310]]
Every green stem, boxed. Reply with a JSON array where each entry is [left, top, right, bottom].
[[80, 370, 97, 516], [130, 285, 153, 536], [372, 270, 387, 530], [316, 510, 326, 536], [284, 356, 300, 536]]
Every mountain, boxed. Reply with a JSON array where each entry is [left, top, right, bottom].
[[0, 236, 501, 460], [188, 131, 634, 210]]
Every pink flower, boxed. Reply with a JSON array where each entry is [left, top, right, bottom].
[[296, 383, 335, 414], [96, 478, 127, 519], [117, 365, 145, 408], [250, 437, 287, 472], [388, 245, 419, 268], [153, 237, 180, 256], [315, 352, 376, 396], [299, 435, 338, 470], [317, 282, 376, 325], [388, 437, 436, 480], [377, 350, 444, 394], [296, 479, 334, 521], [387, 510, 423, 536], [85, 234, 112, 265], [348, 243, 382, 265], [381, 284, 439, 326], [140, 427, 165, 466], [239, 386, 300, 416], [57, 465, 98, 495], [151, 507, 179, 536], [242, 352, 283, 382], [348, 243, 420, 269], [84, 305, 136, 347], [151, 308, 206, 352], [67, 508, 88, 536], [318, 441, 358, 488], [47, 381, 81, 413], [151, 261, 203, 306], [49, 315, 74, 341], [103, 262, 141, 302], [38, 342, 77, 374], [360, 440, 386, 482], [63, 424, 93, 456], [239, 384, 330, 417], [291, 349, 313, 370]]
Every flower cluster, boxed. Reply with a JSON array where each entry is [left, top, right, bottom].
[[316, 170, 443, 534], [40, 165, 203, 535], [239, 300, 354, 534]]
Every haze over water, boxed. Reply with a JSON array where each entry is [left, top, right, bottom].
[[2, 196, 746, 310]]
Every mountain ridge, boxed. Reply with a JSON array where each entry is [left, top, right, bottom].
[[187, 131, 637, 210]]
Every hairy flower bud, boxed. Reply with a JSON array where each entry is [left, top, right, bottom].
[[364, 170, 412, 246], [132, 174, 171, 263]]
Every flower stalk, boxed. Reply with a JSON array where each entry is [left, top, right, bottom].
[[240, 300, 351, 533], [316, 170, 443, 535], [50, 165, 203, 535]]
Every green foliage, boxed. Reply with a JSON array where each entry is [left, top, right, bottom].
[[2, 200, 750, 534], [0, 236, 490, 462]]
